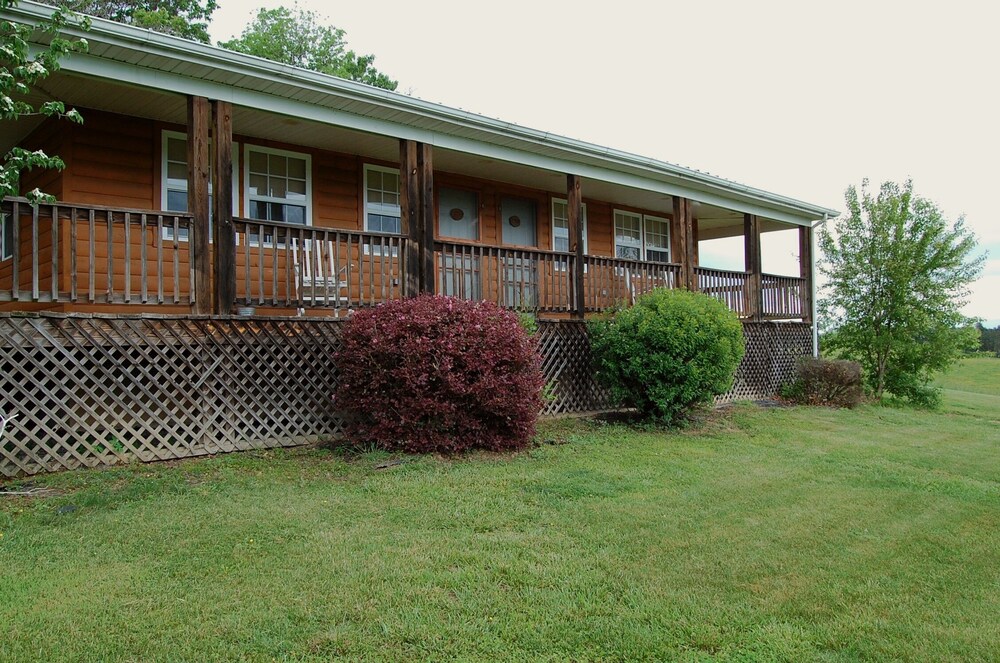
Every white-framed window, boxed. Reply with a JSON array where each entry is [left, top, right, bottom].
[[614, 209, 671, 262], [552, 198, 588, 253], [644, 215, 671, 263], [1, 213, 12, 260], [160, 130, 239, 240], [364, 165, 401, 234], [614, 210, 642, 260], [245, 144, 311, 225]]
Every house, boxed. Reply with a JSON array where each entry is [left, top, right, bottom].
[[0, 1, 836, 325], [0, 2, 837, 476]]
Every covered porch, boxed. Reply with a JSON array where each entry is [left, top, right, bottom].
[[0, 4, 826, 322]]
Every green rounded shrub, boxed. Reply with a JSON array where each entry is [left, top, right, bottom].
[[589, 288, 745, 423]]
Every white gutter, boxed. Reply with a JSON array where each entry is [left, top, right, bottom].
[[811, 213, 832, 357]]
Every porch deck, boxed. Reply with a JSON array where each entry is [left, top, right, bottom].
[[0, 198, 808, 320]]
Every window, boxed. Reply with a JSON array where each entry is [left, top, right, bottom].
[[162, 132, 191, 214], [1, 213, 12, 260], [364, 165, 401, 234], [614, 210, 642, 260], [160, 131, 239, 240], [614, 209, 671, 262], [644, 215, 671, 263], [552, 198, 588, 253], [438, 187, 478, 240], [246, 145, 310, 225]]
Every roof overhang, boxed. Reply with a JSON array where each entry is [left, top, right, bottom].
[[4, 1, 839, 226]]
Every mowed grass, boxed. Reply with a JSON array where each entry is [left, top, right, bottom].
[[1, 361, 999, 661]]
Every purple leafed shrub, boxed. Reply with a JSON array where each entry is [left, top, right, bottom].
[[333, 295, 545, 453]]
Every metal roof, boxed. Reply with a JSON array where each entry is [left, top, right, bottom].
[[6, 1, 839, 225]]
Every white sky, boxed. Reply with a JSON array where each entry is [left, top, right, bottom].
[[210, 0, 999, 325]]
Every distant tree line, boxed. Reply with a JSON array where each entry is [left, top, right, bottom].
[[975, 323, 1000, 356]]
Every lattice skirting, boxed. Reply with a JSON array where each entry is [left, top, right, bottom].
[[0, 314, 811, 476], [1, 314, 344, 477], [536, 320, 813, 410], [536, 322, 613, 415], [719, 321, 814, 403]]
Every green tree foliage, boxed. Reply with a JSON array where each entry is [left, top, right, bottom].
[[38, 1, 217, 43], [818, 180, 984, 406], [589, 288, 745, 424], [219, 5, 397, 91], [1, 0, 88, 201]]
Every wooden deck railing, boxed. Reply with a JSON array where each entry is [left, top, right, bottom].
[[1, 198, 195, 305], [583, 257, 681, 311], [1, 198, 809, 319], [232, 218, 407, 311], [761, 273, 806, 319], [434, 240, 576, 313], [694, 266, 750, 316]]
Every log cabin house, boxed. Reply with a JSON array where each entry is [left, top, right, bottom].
[[0, 2, 845, 476], [1, 1, 837, 329]]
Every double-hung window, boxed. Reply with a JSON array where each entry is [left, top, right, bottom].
[[160, 130, 240, 239], [364, 165, 401, 234], [614, 209, 671, 262], [245, 145, 310, 225], [643, 215, 671, 263], [552, 198, 588, 253], [614, 210, 642, 260]]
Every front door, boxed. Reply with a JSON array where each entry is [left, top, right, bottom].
[[501, 196, 537, 247], [500, 197, 538, 308]]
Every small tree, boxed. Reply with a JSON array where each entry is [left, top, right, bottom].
[[1, 0, 88, 202], [38, 1, 217, 43], [589, 288, 745, 423], [220, 6, 397, 91], [818, 180, 984, 405]]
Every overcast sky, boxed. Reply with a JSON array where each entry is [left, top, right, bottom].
[[210, 0, 999, 325]]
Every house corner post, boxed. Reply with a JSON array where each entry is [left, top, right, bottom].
[[673, 195, 694, 290], [187, 95, 211, 313], [744, 213, 763, 321], [799, 225, 813, 324], [567, 174, 585, 318], [418, 143, 435, 295], [212, 100, 235, 315], [400, 139, 421, 297]]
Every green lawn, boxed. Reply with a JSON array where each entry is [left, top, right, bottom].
[[2, 361, 999, 661]]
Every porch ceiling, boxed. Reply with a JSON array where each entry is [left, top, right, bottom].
[[696, 203, 794, 239], [2, 70, 682, 216]]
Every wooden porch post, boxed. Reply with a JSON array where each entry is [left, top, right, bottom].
[[799, 225, 813, 322], [418, 143, 435, 295], [744, 213, 763, 321], [673, 195, 695, 290], [187, 96, 211, 313], [692, 215, 700, 267], [400, 139, 435, 296], [211, 100, 235, 315], [400, 139, 420, 297], [567, 174, 585, 318]]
